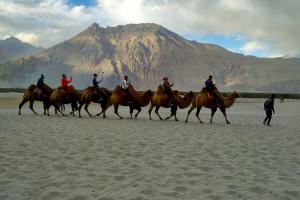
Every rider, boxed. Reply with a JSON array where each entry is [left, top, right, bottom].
[[92, 73, 104, 101], [120, 75, 134, 104], [205, 75, 218, 107], [61, 74, 72, 92], [36, 74, 45, 99], [163, 77, 174, 106], [93, 73, 102, 88], [120, 75, 129, 90]]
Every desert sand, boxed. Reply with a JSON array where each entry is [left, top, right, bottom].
[[0, 92, 300, 200]]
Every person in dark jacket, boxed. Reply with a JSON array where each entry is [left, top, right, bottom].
[[92, 73, 104, 101], [163, 77, 174, 106], [36, 74, 45, 99], [37, 74, 45, 88], [205, 75, 218, 107], [92, 73, 102, 88], [263, 94, 276, 126]]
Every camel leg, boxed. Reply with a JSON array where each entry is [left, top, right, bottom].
[[165, 113, 173, 120], [220, 107, 230, 124], [53, 102, 66, 116], [195, 107, 204, 123], [78, 102, 84, 118], [129, 106, 134, 119], [165, 107, 175, 120], [148, 104, 155, 120], [101, 104, 108, 119], [96, 103, 103, 117], [84, 101, 92, 117], [114, 104, 123, 119], [185, 104, 196, 123], [172, 106, 178, 121], [210, 107, 217, 123], [154, 106, 163, 120], [96, 110, 103, 116], [43, 103, 46, 115], [134, 107, 141, 119], [71, 102, 79, 116], [18, 98, 28, 115], [29, 100, 37, 115]]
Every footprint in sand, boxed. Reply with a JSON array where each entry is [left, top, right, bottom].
[[114, 175, 126, 181], [173, 186, 187, 193], [284, 191, 299, 198]]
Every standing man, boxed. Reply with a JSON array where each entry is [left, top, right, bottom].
[[263, 94, 276, 126]]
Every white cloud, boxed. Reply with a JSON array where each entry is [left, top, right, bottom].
[[241, 41, 265, 54], [15, 32, 39, 44], [0, 0, 299, 56]]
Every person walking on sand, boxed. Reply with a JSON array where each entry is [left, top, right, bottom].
[[263, 94, 276, 126]]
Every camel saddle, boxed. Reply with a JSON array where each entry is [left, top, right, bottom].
[[206, 92, 214, 100], [34, 88, 43, 99]]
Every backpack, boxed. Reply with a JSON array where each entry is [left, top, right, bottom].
[[264, 98, 272, 109]]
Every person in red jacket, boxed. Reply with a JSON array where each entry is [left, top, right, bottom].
[[61, 74, 72, 91]]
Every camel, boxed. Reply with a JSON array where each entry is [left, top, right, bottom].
[[18, 84, 53, 115], [185, 88, 239, 124], [49, 86, 82, 116], [148, 85, 194, 121], [77, 87, 112, 118], [111, 84, 153, 119]]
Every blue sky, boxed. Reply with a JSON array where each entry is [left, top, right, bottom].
[[68, 0, 96, 7], [0, 0, 298, 58]]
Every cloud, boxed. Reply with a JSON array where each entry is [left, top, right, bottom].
[[15, 32, 39, 44], [0, 0, 299, 56], [241, 41, 265, 54]]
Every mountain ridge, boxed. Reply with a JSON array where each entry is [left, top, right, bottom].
[[0, 23, 299, 93], [0, 37, 44, 64]]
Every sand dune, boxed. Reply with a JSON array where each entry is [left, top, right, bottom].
[[0, 93, 300, 200]]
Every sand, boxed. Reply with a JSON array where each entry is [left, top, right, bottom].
[[0, 92, 300, 200]]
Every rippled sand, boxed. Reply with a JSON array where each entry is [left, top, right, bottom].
[[0, 93, 300, 200]]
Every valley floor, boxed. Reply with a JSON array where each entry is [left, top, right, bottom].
[[0, 93, 300, 200]]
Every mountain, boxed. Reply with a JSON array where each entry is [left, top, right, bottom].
[[0, 37, 44, 64], [0, 23, 299, 93]]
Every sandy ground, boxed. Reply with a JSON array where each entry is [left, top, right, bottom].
[[0, 92, 300, 200]]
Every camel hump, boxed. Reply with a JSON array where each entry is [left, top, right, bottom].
[[99, 87, 112, 96], [157, 85, 164, 94], [200, 87, 207, 93], [113, 85, 123, 93], [28, 84, 36, 91]]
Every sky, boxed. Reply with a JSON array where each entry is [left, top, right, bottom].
[[0, 0, 299, 58]]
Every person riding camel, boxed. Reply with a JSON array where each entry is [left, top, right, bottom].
[[36, 74, 45, 99], [163, 77, 174, 106], [205, 75, 218, 107], [92, 73, 104, 101], [120, 75, 134, 104], [61, 74, 72, 93], [93, 73, 102, 88]]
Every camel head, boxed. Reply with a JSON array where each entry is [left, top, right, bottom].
[[145, 89, 154, 97], [232, 91, 240, 98]]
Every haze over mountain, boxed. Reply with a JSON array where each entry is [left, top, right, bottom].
[[0, 37, 44, 64], [0, 23, 299, 93]]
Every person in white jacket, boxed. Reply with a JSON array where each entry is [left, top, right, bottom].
[[120, 75, 129, 90]]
